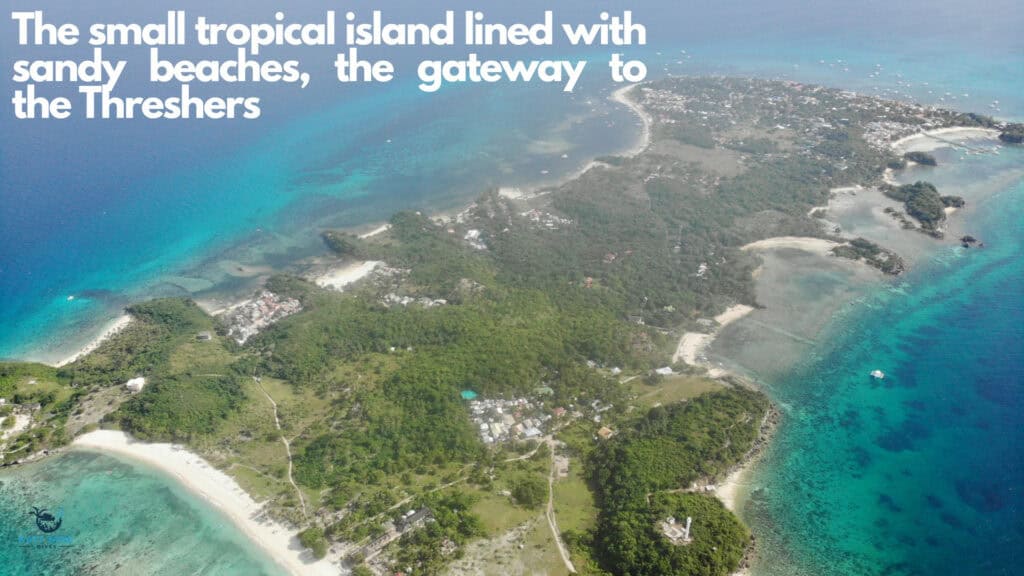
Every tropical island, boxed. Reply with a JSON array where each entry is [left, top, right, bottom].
[[0, 76, 1010, 576], [999, 123, 1024, 144]]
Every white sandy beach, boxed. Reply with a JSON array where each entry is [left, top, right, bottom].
[[313, 260, 381, 291], [504, 83, 653, 201], [73, 430, 339, 576], [54, 314, 133, 367], [741, 236, 839, 256], [715, 465, 752, 514], [611, 83, 653, 158], [890, 126, 1001, 154], [673, 304, 755, 377]]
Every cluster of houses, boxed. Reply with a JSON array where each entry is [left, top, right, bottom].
[[637, 78, 970, 173], [862, 119, 941, 151], [519, 208, 572, 230], [467, 397, 555, 445], [462, 229, 487, 251], [221, 291, 302, 345], [379, 293, 448, 308]]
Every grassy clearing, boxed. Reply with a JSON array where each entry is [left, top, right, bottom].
[[166, 337, 237, 375], [552, 465, 598, 534], [470, 488, 537, 536], [518, 517, 570, 576], [630, 374, 722, 408]]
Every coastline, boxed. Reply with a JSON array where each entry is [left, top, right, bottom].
[[18, 88, 1010, 576], [72, 430, 340, 576], [740, 236, 839, 256], [5, 79, 662, 574], [714, 405, 779, 513], [718, 407, 779, 576], [708, 128, 1014, 575], [610, 83, 653, 158], [54, 314, 133, 368], [889, 126, 1001, 154], [673, 304, 755, 377]]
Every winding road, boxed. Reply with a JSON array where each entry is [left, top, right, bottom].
[[253, 376, 308, 519]]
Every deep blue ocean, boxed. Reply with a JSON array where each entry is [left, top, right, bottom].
[[1, 0, 1021, 574]]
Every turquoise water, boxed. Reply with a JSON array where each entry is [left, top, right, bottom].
[[2, 1, 1022, 573], [0, 450, 285, 575], [0, 78, 639, 364], [745, 144, 1024, 575]]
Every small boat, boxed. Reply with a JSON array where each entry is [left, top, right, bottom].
[[870, 369, 885, 379]]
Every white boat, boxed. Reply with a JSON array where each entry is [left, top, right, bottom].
[[870, 369, 885, 379]]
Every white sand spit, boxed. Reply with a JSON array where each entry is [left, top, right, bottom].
[[741, 236, 839, 256]]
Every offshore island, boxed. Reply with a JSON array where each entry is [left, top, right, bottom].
[[1, 76, 1019, 576]]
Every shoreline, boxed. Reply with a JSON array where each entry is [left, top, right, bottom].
[[51, 257, 386, 366], [610, 83, 653, 158], [53, 314, 133, 368], [24, 83, 655, 370], [890, 126, 1001, 154], [714, 405, 779, 513], [716, 406, 779, 576], [673, 304, 756, 377], [19, 89, 1006, 575], [72, 430, 340, 576], [711, 128, 1011, 575], [740, 236, 840, 256]]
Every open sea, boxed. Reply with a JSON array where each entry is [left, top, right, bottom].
[[1, 0, 1021, 574]]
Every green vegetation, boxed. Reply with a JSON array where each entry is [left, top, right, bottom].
[[886, 157, 908, 170], [3, 76, 984, 573], [390, 490, 487, 573], [999, 123, 1024, 144], [728, 136, 779, 154], [630, 374, 723, 408], [583, 388, 768, 576], [832, 238, 905, 275], [511, 474, 548, 509], [661, 120, 716, 149], [882, 181, 948, 231], [117, 374, 246, 442], [903, 151, 937, 166], [62, 299, 214, 390], [298, 526, 329, 559], [322, 231, 364, 258]]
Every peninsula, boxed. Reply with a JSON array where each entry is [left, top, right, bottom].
[[1, 76, 1008, 576]]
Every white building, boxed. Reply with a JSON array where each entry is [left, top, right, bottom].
[[125, 377, 146, 393]]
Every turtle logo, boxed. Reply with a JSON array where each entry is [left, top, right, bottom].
[[29, 507, 63, 533]]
